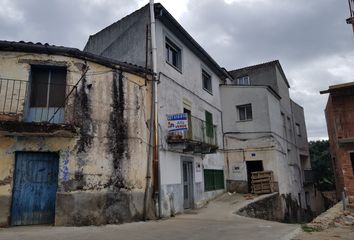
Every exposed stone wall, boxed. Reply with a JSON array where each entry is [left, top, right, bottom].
[[237, 193, 315, 223]]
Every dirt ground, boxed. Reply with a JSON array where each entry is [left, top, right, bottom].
[[293, 226, 354, 240], [292, 202, 354, 240]]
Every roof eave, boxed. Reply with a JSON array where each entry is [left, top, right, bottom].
[[154, 3, 228, 80], [0, 41, 150, 77]]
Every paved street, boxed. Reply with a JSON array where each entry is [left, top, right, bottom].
[[0, 194, 299, 240]]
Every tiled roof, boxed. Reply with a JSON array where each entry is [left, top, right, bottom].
[[0, 40, 150, 75]]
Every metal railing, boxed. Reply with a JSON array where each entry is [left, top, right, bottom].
[[348, 0, 354, 25], [349, 0, 354, 18], [0, 78, 77, 124], [167, 115, 218, 147]]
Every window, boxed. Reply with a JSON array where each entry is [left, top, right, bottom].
[[204, 169, 224, 191], [281, 112, 287, 137], [296, 123, 301, 136], [236, 76, 250, 85], [30, 66, 66, 108], [165, 37, 181, 70], [287, 117, 292, 137], [202, 69, 212, 94], [350, 152, 354, 174], [237, 104, 252, 121], [205, 111, 214, 138]]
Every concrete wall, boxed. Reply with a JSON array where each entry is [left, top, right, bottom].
[[220, 86, 272, 133], [229, 64, 279, 94], [0, 51, 151, 226], [84, 5, 150, 68]]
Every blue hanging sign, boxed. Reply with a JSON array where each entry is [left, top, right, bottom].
[[167, 113, 188, 132]]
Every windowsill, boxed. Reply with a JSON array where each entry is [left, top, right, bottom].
[[236, 119, 252, 123], [166, 61, 182, 74], [202, 87, 213, 95]]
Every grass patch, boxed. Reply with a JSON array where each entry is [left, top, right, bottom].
[[301, 224, 322, 233]]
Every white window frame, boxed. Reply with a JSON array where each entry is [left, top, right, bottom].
[[237, 104, 252, 121], [202, 68, 212, 94], [165, 37, 182, 71], [236, 76, 250, 85]]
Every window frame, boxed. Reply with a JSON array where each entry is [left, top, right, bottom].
[[236, 104, 252, 121], [295, 123, 301, 136], [29, 65, 67, 108], [165, 37, 182, 72], [236, 76, 250, 85], [202, 69, 213, 94]]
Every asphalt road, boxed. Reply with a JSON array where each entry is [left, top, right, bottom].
[[0, 194, 299, 240]]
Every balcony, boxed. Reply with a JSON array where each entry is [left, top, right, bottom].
[[166, 115, 218, 154], [0, 78, 77, 135], [303, 170, 315, 185]]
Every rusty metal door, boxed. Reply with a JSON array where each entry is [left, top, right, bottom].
[[11, 152, 59, 226]]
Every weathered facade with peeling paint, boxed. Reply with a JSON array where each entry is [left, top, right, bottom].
[[84, 3, 229, 217], [221, 61, 324, 222], [0, 41, 152, 226]]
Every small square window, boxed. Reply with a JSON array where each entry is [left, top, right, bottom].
[[237, 104, 252, 121], [165, 37, 181, 71], [236, 76, 250, 85], [202, 69, 212, 94]]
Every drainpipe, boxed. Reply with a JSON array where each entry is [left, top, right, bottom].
[[143, 24, 153, 220], [149, 0, 161, 219]]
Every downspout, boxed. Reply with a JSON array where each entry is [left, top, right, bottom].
[[149, 0, 161, 218], [143, 24, 153, 220]]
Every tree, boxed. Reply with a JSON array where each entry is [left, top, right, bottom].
[[309, 140, 335, 191]]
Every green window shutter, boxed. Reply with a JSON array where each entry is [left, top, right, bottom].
[[204, 169, 224, 192], [205, 111, 214, 138], [204, 169, 215, 191], [214, 170, 224, 190]]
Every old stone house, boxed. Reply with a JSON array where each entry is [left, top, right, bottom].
[[84, 3, 229, 217], [321, 82, 354, 204], [0, 41, 152, 226], [221, 60, 324, 222]]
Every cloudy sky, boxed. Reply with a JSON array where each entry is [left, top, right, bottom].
[[1, 0, 353, 140]]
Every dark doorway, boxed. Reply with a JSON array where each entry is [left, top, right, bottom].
[[183, 108, 192, 139], [246, 160, 263, 192]]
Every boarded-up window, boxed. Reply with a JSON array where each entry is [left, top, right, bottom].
[[30, 66, 66, 108]]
